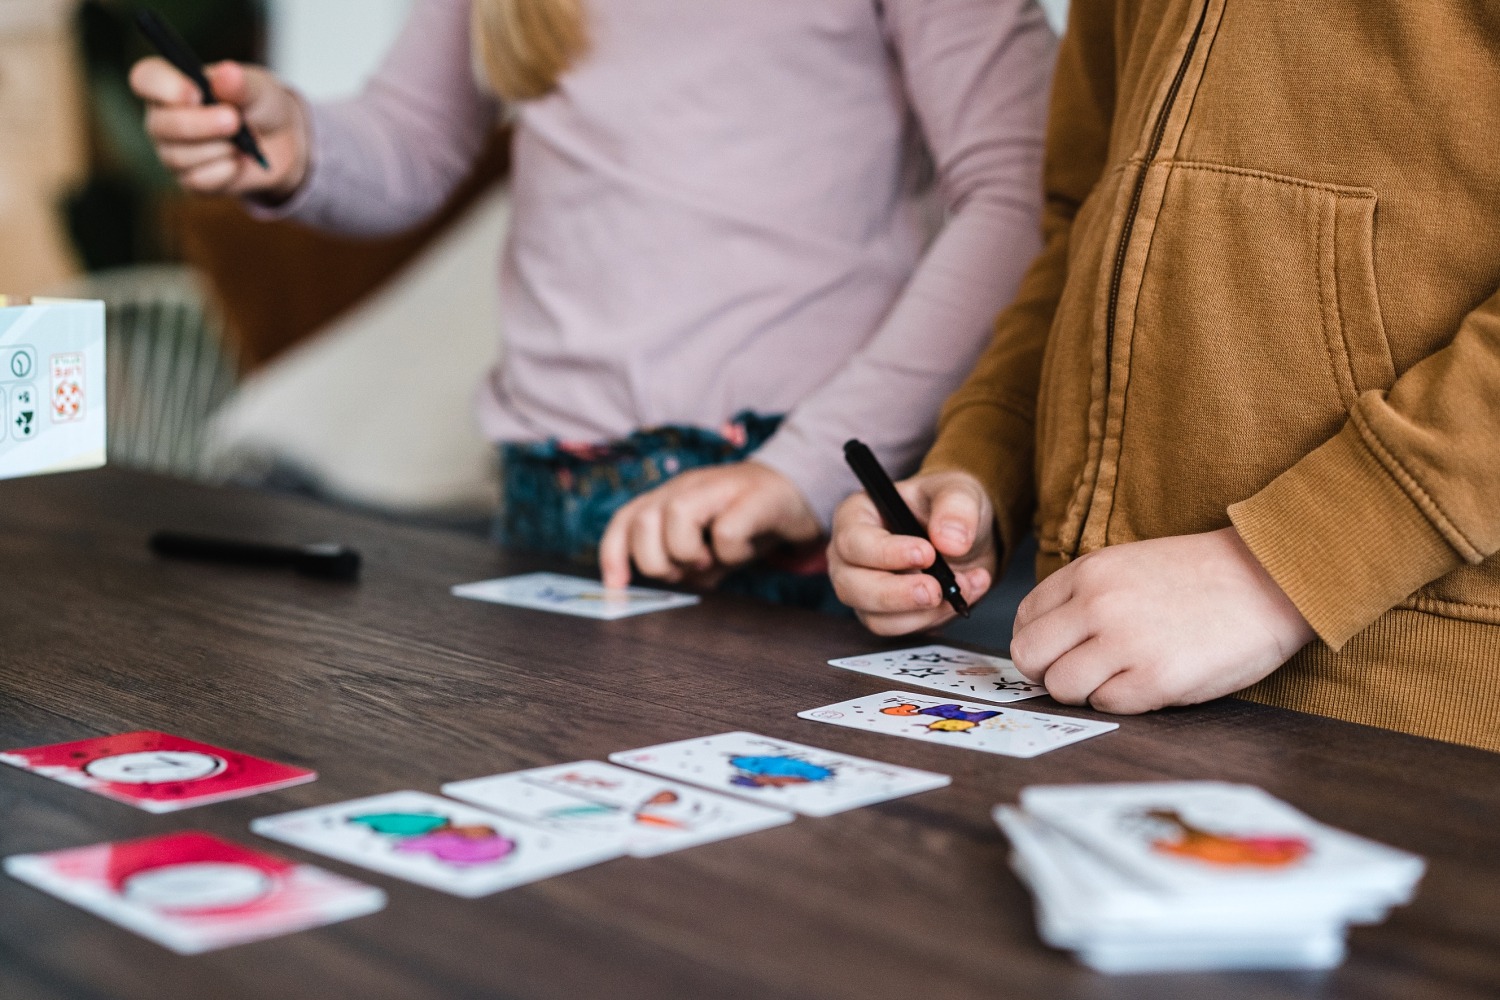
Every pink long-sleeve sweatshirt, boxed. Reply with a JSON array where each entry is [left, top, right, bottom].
[[277, 0, 1055, 525]]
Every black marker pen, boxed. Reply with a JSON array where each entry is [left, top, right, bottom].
[[843, 439, 970, 618], [135, 8, 271, 170], [150, 531, 361, 581]]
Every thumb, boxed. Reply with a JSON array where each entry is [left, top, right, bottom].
[[206, 62, 292, 130], [708, 489, 781, 567], [924, 479, 988, 561], [204, 62, 253, 109]]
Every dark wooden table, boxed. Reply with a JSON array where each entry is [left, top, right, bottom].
[[2, 469, 1498, 1000]]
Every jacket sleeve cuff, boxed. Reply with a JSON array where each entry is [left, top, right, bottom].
[[1229, 415, 1464, 650], [918, 398, 1035, 568]]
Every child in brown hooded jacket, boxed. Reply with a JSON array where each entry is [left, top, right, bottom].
[[830, 0, 1500, 752]]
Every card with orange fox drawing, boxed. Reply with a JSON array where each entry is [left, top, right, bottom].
[[1018, 782, 1424, 906]]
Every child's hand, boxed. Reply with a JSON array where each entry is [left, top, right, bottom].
[[1009, 527, 1315, 713], [599, 461, 821, 588], [129, 57, 308, 199], [828, 470, 997, 635]]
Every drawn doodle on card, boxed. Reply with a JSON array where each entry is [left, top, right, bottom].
[[348, 811, 517, 867], [880, 702, 1001, 733], [727, 754, 836, 790], [1136, 809, 1311, 868]]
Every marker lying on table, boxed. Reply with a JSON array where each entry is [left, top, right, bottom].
[[149, 531, 361, 582], [843, 439, 970, 619], [134, 8, 270, 170]]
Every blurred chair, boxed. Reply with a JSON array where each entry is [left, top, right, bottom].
[[51, 264, 239, 480], [201, 184, 509, 525], [165, 131, 513, 528]]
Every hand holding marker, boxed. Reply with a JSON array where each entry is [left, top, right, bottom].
[[134, 7, 270, 170], [843, 439, 971, 619]]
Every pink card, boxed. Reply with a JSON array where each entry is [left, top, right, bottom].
[[1, 731, 316, 812], [4, 831, 385, 954]]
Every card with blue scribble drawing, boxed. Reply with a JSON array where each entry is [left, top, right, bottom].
[[451, 572, 700, 620], [610, 732, 949, 817]]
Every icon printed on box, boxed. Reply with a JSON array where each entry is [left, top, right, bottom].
[[50, 353, 84, 423], [11, 384, 36, 440], [8, 348, 34, 379]]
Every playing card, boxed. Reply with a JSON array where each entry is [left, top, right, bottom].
[[828, 645, 1045, 703], [250, 791, 624, 897], [994, 806, 1368, 946], [797, 691, 1117, 759], [1076, 933, 1347, 975], [0, 731, 316, 813], [3, 831, 384, 955], [451, 572, 700, 620], [1018, 783, 1425, 906], [443, 761, 794, 857], [0, 298, 106, 481], [609, 732, 949, 817]]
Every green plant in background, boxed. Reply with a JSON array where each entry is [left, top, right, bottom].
[[66, 0, 264, 271]]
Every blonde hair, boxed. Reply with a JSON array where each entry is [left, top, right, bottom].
[[472, 0, 589, 101]]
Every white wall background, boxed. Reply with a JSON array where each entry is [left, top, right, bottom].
[[265, 0, 414, 101], [1038, 0, 1069, 34]]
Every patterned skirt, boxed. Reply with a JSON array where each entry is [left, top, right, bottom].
[[496, 412, 839, 611]]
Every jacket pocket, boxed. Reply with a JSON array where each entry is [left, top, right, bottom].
[[1106, 162, 1395, 542]]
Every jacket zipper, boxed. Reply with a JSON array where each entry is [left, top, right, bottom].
[[1080, 0, 1211, 557]]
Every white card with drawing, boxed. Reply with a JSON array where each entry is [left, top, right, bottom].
[[251, 791, 623, 897], [443, 761, 793, 857], [799, 691, 1117, 758], [828, 644, 1045, 703], [610, 732, 950, 817], [452, 572, 701, 620]]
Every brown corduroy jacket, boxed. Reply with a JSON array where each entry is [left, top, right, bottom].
[[922, 0, 1500, 751]]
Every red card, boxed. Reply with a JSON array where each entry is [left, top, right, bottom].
[[3, 831, 384, 954], [1, 731, 316, 812]]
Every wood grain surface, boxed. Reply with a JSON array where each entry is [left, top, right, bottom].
[[1, 469, 1497, 1000]]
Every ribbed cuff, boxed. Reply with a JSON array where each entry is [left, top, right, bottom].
[[919, 398, 1035, 565], [243, 91, 324, 223], [1229, 417, 1463, 650]]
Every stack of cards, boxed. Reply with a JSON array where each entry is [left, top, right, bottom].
[[996, 783, 1426, 974]]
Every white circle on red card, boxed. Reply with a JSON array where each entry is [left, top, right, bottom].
[[85, 751, 227, 784], [122, 862, 273, 912]]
